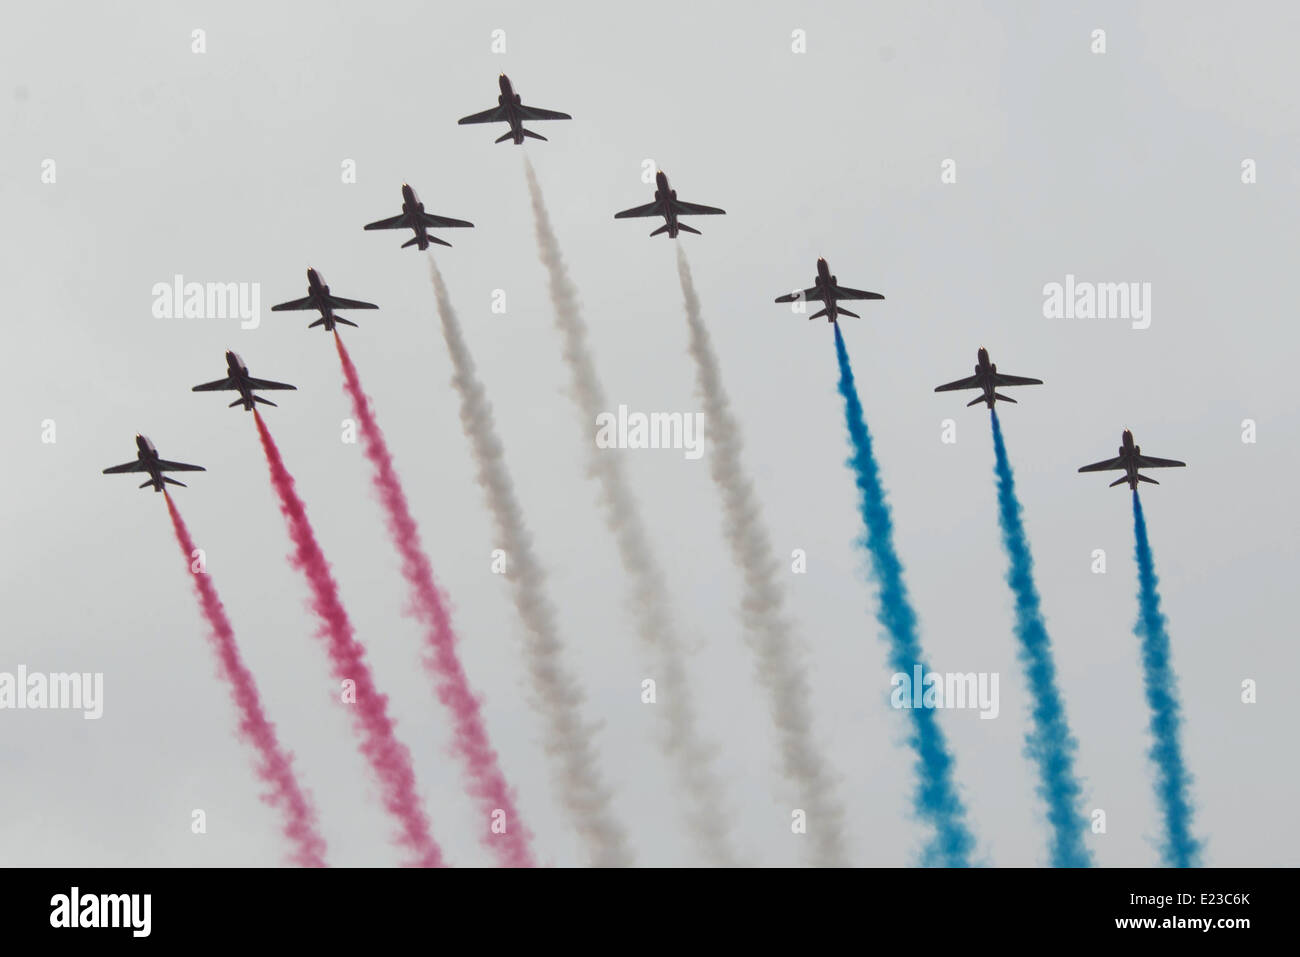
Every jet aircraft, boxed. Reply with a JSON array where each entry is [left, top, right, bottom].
[[458, 74, 571, 145], [773, 258, 884, 322], [934, 347, 1043, 408], [192, 352, 297, 410], [102, 435, 205, 492], [270, 268, 378, 331], [1078, 430, 1186, 490], [363, 184, 474, 250], [614, 171, 725, 238]]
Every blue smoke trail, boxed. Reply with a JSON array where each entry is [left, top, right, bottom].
[[990, 411, 1093, 867], [833, 325, 976, 866], [1131, 492, 1202, 867]]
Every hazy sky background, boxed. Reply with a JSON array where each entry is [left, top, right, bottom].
[[2, 0, 1297, 867]]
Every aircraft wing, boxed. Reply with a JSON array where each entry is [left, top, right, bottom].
[[1136, 454, 1186, 469], [102, 460, 147, 474], [364, 214, 409, 230], [192, 377, 236, 392], [774, 287, 819, 304], [458, 106, 508, 125], [934, 375, 982, 392], [518, 104, 571, 121], [832, 285, 885, 301], [156, 460, 205, 472], [245, 377, 297, 391], [271, 297, 315, 311], [324, 295, 379, 310], [614, 201, 663, 219], [422, 212, 474, 228], [672, 200, 726, 216], [992, 372, 1044, 386], [1078, 456, 1126, 473]]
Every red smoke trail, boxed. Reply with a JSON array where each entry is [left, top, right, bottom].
[[162, 491, 328, 867], [252, 410, 444, 867], [333, 331, 536, 868]]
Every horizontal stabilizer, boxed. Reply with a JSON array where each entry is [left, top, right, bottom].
[[837, 307, 860, 319], [1109, 476, 1131, 488], [253, 395, 277, 407], [227, 398, 244, 408], [333, 316, 358, 328], [1136, 473, 1159, 485], [164, 476, 186, 487], [428, 235, 452, 248], [494, 130, 515, 144], [138, 479, 154, 489], [676, 223, 701, 235], [966, 395, 986, 407], [521, 127, 547, 141], [809, 307, 829, 320], [401, 237, 422, 248], [650, 224, 672, 236], [993, 392, 1017, 403]]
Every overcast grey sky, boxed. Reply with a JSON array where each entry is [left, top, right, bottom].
[[1, 0, 1297, 867]]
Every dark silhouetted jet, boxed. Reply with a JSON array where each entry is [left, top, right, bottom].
[[614, 171, 725, 238], [271, 268, 378, 331], [193, 351, 297, 411], [1079, 430, 1186, 490], [773, 258, 884, 322], [458, 74, 571, 145], [934, 347, 1043, 408], [364, 184, 474, 250], [102, 435, 205, 492]]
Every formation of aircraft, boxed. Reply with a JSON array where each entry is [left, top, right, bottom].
[[1078, 430, 1187, 490], [271, 268, 378, 331], [192, 352, 297, 411], [102, 435, 205, 492], [934, 348, 1043, 408], [773, 257, 884, 323], [614, 171, 726, 238], [458, 74, 571, 145], [364, 184, 474, 250], [104, 73, 1188, 498]]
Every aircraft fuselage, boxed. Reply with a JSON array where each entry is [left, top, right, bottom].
[[305, 268, 339, 328], [133, 436, 168, 491], [812, 259, 839, 321], [399, 185, 430, 248], [498, 75, 526, 144], [652, 172, 680, 237], [1117, 430, 1141, 490]]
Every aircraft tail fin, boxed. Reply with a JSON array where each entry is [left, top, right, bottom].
[[676, 223, 701, 235], [993, 392, 1018, 404], [520, 127, 547, 141], [1109, 476, 1131, 488], [650, 224, 672, 237], [837, 307, 860, 319]]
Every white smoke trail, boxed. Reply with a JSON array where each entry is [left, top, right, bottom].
[[427, 254, 634, 868], [676, 245, 849, 867], [524, 158, 737, 867]]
